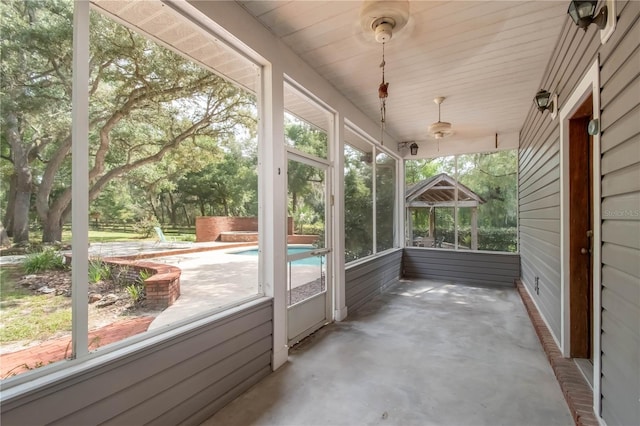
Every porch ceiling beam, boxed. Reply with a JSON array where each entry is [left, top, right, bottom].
[[407, 201, 479, 208]]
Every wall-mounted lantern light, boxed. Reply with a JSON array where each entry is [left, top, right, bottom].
[[534, 90, 554, 113], [567, 0, 608, 30], [534, 90, 558, 119], [398, 141, 419, 156]]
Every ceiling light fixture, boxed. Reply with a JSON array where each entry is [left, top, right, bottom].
[[428, 97, 453, 140], [567, 0, 608, 30], [378, 38, 389, 145], [361, 1, 410, 145]]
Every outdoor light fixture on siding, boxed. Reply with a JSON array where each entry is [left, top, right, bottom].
[[567, 0, 608, 30], [398, 141, 419, 156], [534, 90, 558, 119], [534, 90, 554, 113]]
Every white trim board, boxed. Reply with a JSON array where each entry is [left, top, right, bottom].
[[558, 58, 603, 419]]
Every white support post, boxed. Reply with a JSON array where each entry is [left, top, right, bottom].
[[333, 114, 347, 321], [260, 63, 288, 370], [71, 0, 90, 358], [471, 207, 478, 250], [454, 156, 459, 249], [397, 157, 404, 248]]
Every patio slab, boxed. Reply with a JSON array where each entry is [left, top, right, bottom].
[[202, 279, 573, 426]]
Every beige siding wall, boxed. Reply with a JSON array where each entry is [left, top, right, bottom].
[[345, 250, 403, 312], [0, 299, 273, 425], [518, 2, 640, 425]]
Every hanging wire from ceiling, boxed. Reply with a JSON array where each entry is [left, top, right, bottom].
[[378, 41, 388, 146]]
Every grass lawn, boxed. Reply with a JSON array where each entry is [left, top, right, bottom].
[[26, 229, 195, 244], [0, 267, 72, 343]]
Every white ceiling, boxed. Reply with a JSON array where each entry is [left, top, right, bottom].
[[93, 0, 570, 157], [237, 0, 569, 153]]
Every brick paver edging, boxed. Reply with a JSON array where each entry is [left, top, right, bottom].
[[1, 316, 154, 379], [516, 279, 600, 426]]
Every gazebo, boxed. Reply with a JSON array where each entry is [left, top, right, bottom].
[[405, 173, 485, 250]]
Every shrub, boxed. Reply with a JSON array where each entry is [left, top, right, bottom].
[[22, 248, 67, 274], [88, 259, 111, 283], [432, 227, 517, 252], [137, 269, 152, 283], [132, 216, 159, 238], [125, 284, 145, 304]]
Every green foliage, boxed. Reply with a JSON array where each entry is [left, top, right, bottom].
[[285, 120, 327, 218], [137, 269, 152, 283], [344, 144, 374, 262], [22, 248, 67, 273], [175, 233, 196, 242], [2, 0, 258, 242], [405, 151, 518, 253], [1, 267, 72, 343], [125, 284, 145, 304], [176, 143, 258, 218], [88, 259, 111, 283], [0, 267, 30, 305], [132, 216, 160, 238], [436, 227, 517, 252], [284, 116, 328, 158], [375, 153, 396, 252], [478, 228, 517, 252]]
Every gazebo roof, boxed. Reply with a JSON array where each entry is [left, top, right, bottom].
[[405, 173, 485, 208]]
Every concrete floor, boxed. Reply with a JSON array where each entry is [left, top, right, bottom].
[[202, 279, 573, 426]]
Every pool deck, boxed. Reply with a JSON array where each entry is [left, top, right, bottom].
[[1, 241, 326, 331]]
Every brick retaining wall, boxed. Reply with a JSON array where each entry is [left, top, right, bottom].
[[104, 258, 180, 309], [64, 255, 181, 309], [195, 216, 295, 242]]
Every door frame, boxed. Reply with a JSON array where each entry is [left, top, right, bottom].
[[559, 59, 602, 416], [285, 150, 333, 345]]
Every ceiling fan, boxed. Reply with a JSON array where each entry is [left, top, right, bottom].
[[428, 97, 454, 139]]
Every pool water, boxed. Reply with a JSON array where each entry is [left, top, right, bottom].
[[232, 246, 324, 266]]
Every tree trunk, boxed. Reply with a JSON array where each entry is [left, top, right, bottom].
[[0, 221, 10, 246], [12, 191, 31, 243], [40, 194, 69, 243], [182, 205, 190, 226], [5, 111, 32, 244], [168, 192, 177, 226], [148, 197, 159, 222], [41, 207, 65, 242], [3, 174, 17, 237]]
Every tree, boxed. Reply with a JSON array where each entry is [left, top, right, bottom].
[[175, 136, 257, 218], [375, 152, 396, 251], [405, 152, 517, 251], [285, 120, 327, 231], [344, 145, 373, 261], [1, 0, 73, 242], [0, 220, 9, 246], [1, 1, 257, 242]]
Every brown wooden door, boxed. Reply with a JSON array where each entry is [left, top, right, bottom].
[[568, 95, 594, 359]]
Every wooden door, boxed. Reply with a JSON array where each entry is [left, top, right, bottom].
[[568, 95, 594, 359]]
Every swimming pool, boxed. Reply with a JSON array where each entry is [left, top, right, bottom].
[[231, 246, 324, 266]]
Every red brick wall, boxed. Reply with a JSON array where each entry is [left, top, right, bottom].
[[220, 232, 259, 242], [102, 258, 181, 309], [196, 216, 295, 242], [196, 216, 259, 242], [287, 235, 319, 244]]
